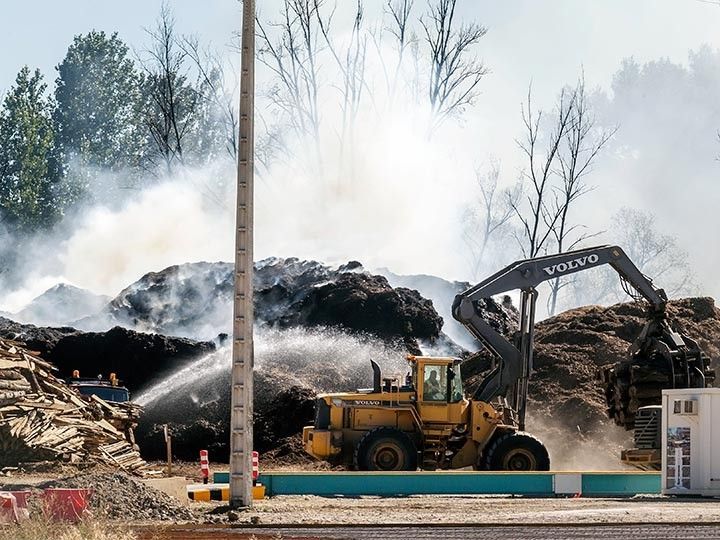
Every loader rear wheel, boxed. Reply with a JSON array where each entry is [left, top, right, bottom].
[[481, 431, 550, 471], [354, 427, 417, 471]]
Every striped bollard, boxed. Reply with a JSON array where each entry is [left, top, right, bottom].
[[200, 450, 209, 485], [252, 451, 259, 485]]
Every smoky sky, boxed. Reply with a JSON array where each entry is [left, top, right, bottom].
[[2, 0, 720, 305]]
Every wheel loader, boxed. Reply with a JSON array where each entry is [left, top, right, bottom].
[[302, 354, 548, 470], [302, 245, 714, 471]]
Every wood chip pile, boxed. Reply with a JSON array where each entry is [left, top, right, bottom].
[[0, 337, 147, 473]]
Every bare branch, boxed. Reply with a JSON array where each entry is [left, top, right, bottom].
[[421, 0, 488, 130]]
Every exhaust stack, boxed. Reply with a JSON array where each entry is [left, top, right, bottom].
[[370, 359, 381, 393]]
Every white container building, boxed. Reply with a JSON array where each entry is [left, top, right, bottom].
[[662, 388, 720, 497]]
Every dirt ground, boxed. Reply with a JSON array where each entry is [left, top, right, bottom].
[[197, 494, 720, 526], [137, 496, 720, 539], [4, 464, 720, 539]]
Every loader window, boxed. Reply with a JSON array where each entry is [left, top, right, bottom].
[[422, 365, 446, 402], [448, 367, 463, 403]]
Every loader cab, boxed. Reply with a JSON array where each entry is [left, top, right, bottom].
[[409, 356, 468, 423], [67, 370, 130, 403]]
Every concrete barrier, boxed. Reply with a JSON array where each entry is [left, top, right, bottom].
[[141, 477, 189, 506], [187, 483, 265, 502], [211, 471, 661, 497]]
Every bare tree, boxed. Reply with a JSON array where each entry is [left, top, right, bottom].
[[546, 77, 616, 315], [509, 77, 615, 315], [255, 111, 291, 177], [317, 1, 367, 123], [138, 3, 201, 173], [316, 0, 368, 181], [568, 207, 697, 308], [462, 161, 520, 279], [421, 0, 488, 128], [510, 84, 576, 259], [256, 0, 325, 168], [181, 36, 239, 160], [611, 208, 696, 297], [381, 0, 416, 103]]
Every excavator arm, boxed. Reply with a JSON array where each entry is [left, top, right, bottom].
[[455, 246, 667, 313], [451, 245, 710, 430]]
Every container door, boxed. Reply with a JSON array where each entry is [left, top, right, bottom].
[[712, 396, 720, 487], [665, 424, 691, 490]]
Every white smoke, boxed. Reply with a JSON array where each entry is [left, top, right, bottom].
[[59, 171, 235, 296], [1, 107, 480, 313], [3, 7, 719, 319]]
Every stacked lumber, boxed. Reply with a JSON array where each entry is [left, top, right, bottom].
[[602, 347, 715, 430], [602, 355, 672, 429], [0, 338, 147, 473]]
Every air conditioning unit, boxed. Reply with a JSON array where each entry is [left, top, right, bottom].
[[662, 388, 720, 496]]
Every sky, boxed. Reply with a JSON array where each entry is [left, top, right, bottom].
[[3, 0, 718, 171], [2, 0, 720, 305], [3, 1, 720, 99]]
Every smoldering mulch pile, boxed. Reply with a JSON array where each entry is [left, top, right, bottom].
[[0, 318, 216, 395], [82, 258, 444, 353]]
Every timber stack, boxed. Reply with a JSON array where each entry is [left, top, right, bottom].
[[0, 337, 147, 473], [602, 356, 672, 429]]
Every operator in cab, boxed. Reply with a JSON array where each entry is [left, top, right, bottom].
[[424, 369, 442, 400]]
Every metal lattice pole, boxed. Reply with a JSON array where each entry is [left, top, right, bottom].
[[230, 0, 255, 509]]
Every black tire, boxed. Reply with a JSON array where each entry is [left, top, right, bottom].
[[481, 431, 550, 471], [354, 427, 418, 471]]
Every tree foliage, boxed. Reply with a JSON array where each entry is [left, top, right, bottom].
[[0, 67, 60, 233], [54, 31, 143, 174]]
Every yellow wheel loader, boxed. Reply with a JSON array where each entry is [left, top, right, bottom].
[[303, 245, 714, 471], [303, 354, 548, 471]]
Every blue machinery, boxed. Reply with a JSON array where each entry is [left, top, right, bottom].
[[211, 471, 661, 497]]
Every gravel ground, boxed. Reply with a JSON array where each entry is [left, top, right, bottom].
[[4, 472, 196, 522], [41, 472, 196, 521], [201, 494, 720, 526], [5, 468, 720, 528], [136, 523, 720, 540]]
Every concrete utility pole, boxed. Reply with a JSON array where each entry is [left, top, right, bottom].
[[230, 0, 255, 509]]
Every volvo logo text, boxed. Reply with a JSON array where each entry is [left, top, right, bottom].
[[542, 254, 599, 276]]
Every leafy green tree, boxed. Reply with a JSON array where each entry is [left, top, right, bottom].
[[0, 67, 60, 233], [54, 31, 143, 175]]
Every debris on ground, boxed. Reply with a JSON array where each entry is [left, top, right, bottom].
[[0, 338, 146, 472], [38, 472, 195, 521]]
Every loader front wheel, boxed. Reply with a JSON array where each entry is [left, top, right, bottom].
[[481, 431, 550, 471], [354, 427, 417, 471]]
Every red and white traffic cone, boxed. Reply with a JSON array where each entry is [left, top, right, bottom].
[[200, 450, 210, 484]]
